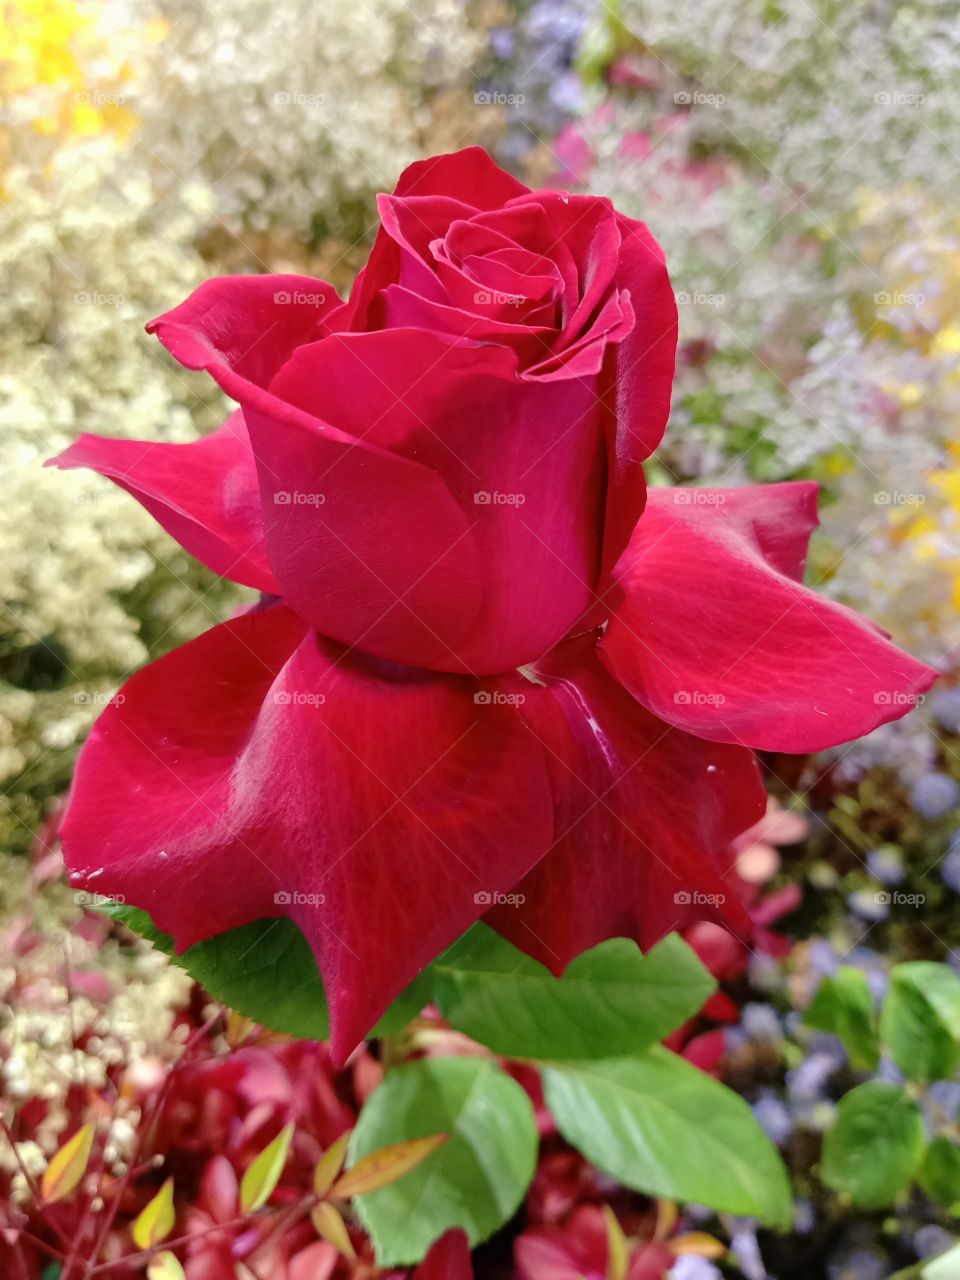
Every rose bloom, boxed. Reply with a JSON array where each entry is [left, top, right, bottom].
[[50, 148, 935, 1059]]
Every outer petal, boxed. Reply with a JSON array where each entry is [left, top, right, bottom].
[[414, 1230, 473, 1280], [146, 274, 347, 407], [596, 215, 678, 578], [46, 412, 276, 592], [270, 328, 607, 674], [599, 484, 938, 752], [148, 277, 489, 671], [393, 146, 531, 207], [60, 605, 553, 1060], [486, 636, 764, 970]]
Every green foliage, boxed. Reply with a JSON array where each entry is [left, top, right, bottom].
[[104, 903, 792, 1258], [542, 1049, 793, 1227], [347, 1057, 538, 1266], [433, 927, 715, 1060], [920, 1137, 960, 1209], [821, 1081, 925, 1208], [881, 963, 960, 1084], [804, 965, 879, 1071]]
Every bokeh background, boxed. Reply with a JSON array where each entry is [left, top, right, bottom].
[[2, 1, 960, 1276]]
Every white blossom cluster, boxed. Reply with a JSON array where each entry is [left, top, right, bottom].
[[133, 0, 485, 244], [0, 905, 191, 1195]]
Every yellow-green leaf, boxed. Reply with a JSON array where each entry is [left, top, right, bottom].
[[603, 1204, 629, 1280], [147, 1252, 186, 1280], [311, 1200, 356, 1259], [313, 1130, 352, 1197], [330, 1133, 448, 1199], [240, 1123, 294, 1213], [133, 1177, 176, 1249], [41, 1124, 95, 1203]]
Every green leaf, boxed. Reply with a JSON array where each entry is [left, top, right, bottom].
[[804, 966, 879, 1071], [881, 963, 960, 1084], [240, 1122, 294, 1213], [105, 906, 426, 1039], [920, 1137, 960, 1208], [821, 1081, 924, 1207], [348, 1056, 537, 1266], [132, 1177, 175, 1248], [433, 928, 715, 1060], [41, 1123, 95, 1203], [541, 1049, 792, 1227]]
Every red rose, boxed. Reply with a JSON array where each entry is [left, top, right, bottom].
[[49, 147, 935, 1059]]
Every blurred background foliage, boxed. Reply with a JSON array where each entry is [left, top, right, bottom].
[[2, 0, 960, 1275]]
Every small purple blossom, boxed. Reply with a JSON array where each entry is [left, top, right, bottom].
[[940, 833, 960, 891], [932, 687, 960, 734], [752, 1090, 793, 1145], [866, 846, 904, 885], [911, 772, 960, 819]]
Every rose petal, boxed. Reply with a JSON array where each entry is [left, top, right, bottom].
[[149, 277, 488, 671], [486, 637, 763, 970], [595, 215, 678, 577], [600, 484, 938, 752], [271, 328, 607, 673], [147, 273, 347, 408], [60, 605, 553, 1059], [414, 1229, 473, 1280], [46, 412, 276, 592], [348, 148, 532, 329]]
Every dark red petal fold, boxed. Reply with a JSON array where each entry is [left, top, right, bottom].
[[596, 215, 678, 578], [600, 484, 938, 752], [347, 148, 531, 328], [486, 637, 764, 971], [146, 273, 347, 410], [46, 411, 276, 592], [269, 328, 607, 673], [149, 277, 489, 672], [414, 1229, 473, 1280], [60, 606, 553, 1060]]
